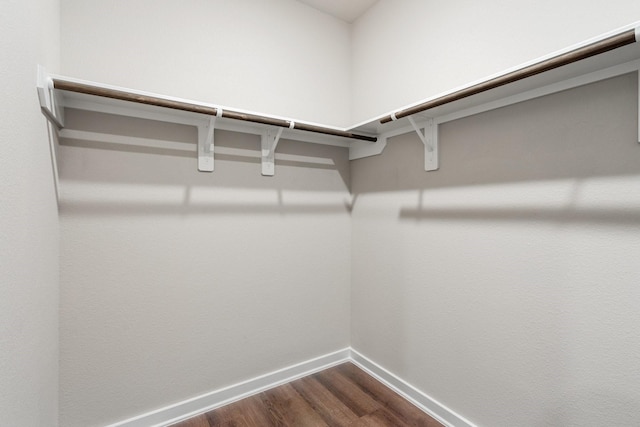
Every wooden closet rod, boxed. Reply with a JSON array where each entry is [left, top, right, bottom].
[[52, 79, 378, 142], [380, 29, 637, 124]]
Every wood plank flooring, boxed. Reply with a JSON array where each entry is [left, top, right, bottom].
[[171, 362, 443, 427]]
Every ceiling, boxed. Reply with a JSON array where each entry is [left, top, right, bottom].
[[297, 0, 379, 23]]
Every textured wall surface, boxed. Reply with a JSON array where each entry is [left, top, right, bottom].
[[351, 74, 640, 426], [351, 0, 640, 123], [58, 110, 352, 426], [60, 0, 352, 127], [40, 2, 640, 426], [0, 0, 60, 425]]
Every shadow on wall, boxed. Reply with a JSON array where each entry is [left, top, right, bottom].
[[57, 109, 352, 216], [351, 73, 640, 226]]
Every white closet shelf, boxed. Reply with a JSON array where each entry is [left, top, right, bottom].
[[37, 70, 380, 179], [349, 23, 640, 169], [47, 77, 378, 143], [38, 22, 640, 177]]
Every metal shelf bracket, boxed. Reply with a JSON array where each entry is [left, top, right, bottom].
[[408, 116, 438, 171], [261, 127, 284, 176]]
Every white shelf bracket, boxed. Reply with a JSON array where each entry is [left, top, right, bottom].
[[408, 116, 438, 171], [261, 127, 284, 176], [36, 65, 64, 128], [197, 116, 216, 172]]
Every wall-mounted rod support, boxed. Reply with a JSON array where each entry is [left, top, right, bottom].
[[380, 29, 638, 124], [261, 127, 284, 176], [52, 79, 377, 143], [407, 117, 438, 171], [197, 116, 216, 172], [36, 65, 62, 202], [37, 66, 64, 128]]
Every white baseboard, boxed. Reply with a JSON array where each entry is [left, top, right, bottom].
[[106, 347, 476, 427], [105, 348, 351, 427], [350, 348, 477, 427]]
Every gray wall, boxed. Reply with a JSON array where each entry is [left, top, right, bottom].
[[351, 74, 640, 426], [0, 0, 60, 425], [58, 110, 352, 426]]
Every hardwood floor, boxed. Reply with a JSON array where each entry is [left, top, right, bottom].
[[171, 362, 443, 427]]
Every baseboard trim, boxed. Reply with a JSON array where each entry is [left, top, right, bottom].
[[350, 348, 477, 427], [106, 347, 476, 427], [105, 348, 351, 427]]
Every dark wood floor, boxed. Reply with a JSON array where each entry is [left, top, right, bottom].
[[171, 362, 443, 427]]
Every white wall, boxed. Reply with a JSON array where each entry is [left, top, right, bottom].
[[61, 0, 352, 127], [351, 0, 640, 123], [58, 111, 352, 426], [351, 74, 640, 426], [57, 2, 355, 424], [0, 0, 60, 425]]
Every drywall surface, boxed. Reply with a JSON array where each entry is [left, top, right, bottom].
[[60, 0, 352, 127], [351, 74, 640, 426], [58, 111, 352, 426], [351, 0, 640, 123], [0, 0, 60, 425]]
